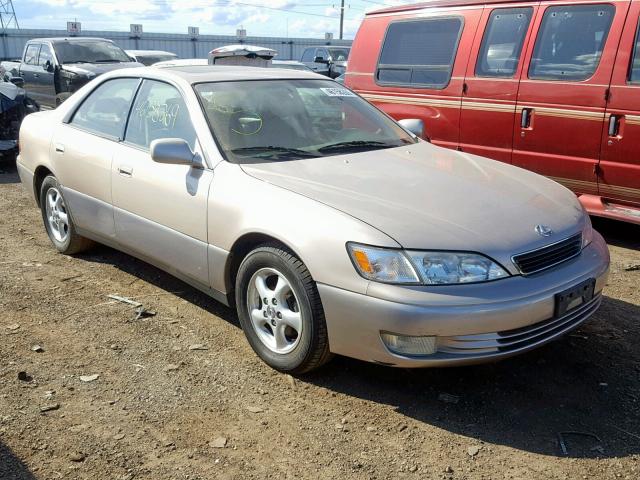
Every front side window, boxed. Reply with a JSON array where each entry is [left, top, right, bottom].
[[195, 79, 415, 163], [316, 49, 329, 61], [476, 8, 533, 77], [24, 44, 40, 65], [54, 41, 131, 64], [328, 48, 350, 61], [529, 4, 615, 81], [125, 80, 197, 150], [301, 48, 315, 62], [71, 78, 140, 138], [377, 17, 463, 88], [630, 18, 640, 83], [38, 44, 54, 66]]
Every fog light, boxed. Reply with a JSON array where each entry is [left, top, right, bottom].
[[380, 332, 437, 356]]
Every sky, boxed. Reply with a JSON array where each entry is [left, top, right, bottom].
[[12, 0, 414, 39]]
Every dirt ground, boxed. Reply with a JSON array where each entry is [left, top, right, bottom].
[[0, 162, 639, 480]]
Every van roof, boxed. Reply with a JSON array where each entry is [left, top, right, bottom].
[[368, 0, 550, 15]]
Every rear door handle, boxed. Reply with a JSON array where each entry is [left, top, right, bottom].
[[608, 114, 623, 137], [54, 143, 65, 153], [521, 108, 534, 129], [118, 166, 133, 177]]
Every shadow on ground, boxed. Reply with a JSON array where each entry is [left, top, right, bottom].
[[0, 441, 36, 480], [0, 162, 19, 185], [593, 216, 640, 250], [73, 215, 640, 460]]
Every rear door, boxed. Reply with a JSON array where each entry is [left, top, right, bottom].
[[459, 3, 538, 163], [363, 8, 482, 149], [599, 0, 640, 207], [511, 1, 629, 195]]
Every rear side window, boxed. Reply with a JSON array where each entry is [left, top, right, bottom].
[[529, 4, 615, 81], [377, 17, 464, 89], [630, 18, 640, 83], [24, 44, 40, 65], [125, 80, 196, 151], [301, 48, 315, 62], [476, 8, 533, 77], [71, 78, 139, 139]]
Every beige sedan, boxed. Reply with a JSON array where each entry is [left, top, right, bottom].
[[16, 66, 609, 373]]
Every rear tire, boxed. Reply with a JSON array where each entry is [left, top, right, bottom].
[[235, 245, 332, 374], [39, 175, 93, 254]]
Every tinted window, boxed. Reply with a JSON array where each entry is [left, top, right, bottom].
[[377, 17, 463, 88], [71, 78, 139, 138], [54, 41, 131, 64], [24, 44, 40, 65], [630, 18, 640, 83], [38, 44, 54, 66], [476, 8, 532, 77], [125, 80, 196, 150], [529, 4, 615, 81], [301, 48, 315, 62]]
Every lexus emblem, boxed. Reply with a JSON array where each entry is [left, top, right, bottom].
[[535, 224, 554, 237]]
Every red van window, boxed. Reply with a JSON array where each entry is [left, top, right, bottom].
[[630, 17, 640, 83], [476, 7, 533, 78], [376, 17, 463, 89], [529, 4, 615, 81]]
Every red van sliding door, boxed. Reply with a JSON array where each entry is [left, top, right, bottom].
[[512, 1, 629, 196], [599, 3, 640, 209], [459, 3, 539, 163]]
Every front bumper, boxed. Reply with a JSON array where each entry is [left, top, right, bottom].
[[319, 232, 610, 367], [16, 159, 37, 205]]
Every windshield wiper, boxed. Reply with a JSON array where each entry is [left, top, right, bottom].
[[64, 60, 91, 64], [231, 146, 319, 159], [317, 140, 396, 153], [94, 59, 122, 63]]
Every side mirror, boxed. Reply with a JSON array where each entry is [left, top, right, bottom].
[[9, 76, 24, 88], [43, 60, 54, 73], [398, 118, 429, 141], [150, 138, 198, 166], [314, 56, 328, 64]]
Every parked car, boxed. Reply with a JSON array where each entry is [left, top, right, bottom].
[[0, 72, 39, 161], [126, 49, 178, 66], [301, 46, 350, 78], [16, 66, 609, 373], [1, 37, 142, 108], [153, 58, 208, 68], [272, 60, 312, 71], [347, 0, 640, 225]]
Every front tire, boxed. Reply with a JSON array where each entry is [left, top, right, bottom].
[[39, 175, 93, 254], [235, 245, 332, 374]]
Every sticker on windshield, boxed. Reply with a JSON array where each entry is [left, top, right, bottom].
[[320, 87, 356, 97]]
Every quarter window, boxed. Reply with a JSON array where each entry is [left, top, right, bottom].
[[70, 78, 139, 139], [377, 17, 463, 88], [529, 4, 615, 81], [476, 8, 533, 78], [125, 80, 196, 151], [630, 18, 640, 83], [24, 44, 40, 65]]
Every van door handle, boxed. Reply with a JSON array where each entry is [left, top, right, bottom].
[[118, 166, 133, 177], [521, 108, 534, 129], [608, 114, 623, 137], [54, 143, 65, 153]]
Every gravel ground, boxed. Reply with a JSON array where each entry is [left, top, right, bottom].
[[1, 163, 639, 480]]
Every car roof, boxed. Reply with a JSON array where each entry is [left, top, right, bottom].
[[368, 0, 567, 14], [34, 37, 114, 43], [154, 65, 323, 83]]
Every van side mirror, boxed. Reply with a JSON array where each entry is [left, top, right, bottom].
[[9, 76, 24, 88], [398, 118, 429, 141], [150, 138, 198, 166], [314, 56, 328, 64], [43, 60, 54, 73]]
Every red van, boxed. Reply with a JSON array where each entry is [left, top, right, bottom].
[[347, 0, 640, 224]]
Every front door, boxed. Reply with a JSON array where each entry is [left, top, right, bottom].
[[111, 79, 213, 288], [512, 1, 629, 196], [599, 3, 640, 208], [35, 44, 57, 107], [459, 3, 538, 163]]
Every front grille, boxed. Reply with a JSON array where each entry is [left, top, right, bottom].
[[512, 233, 582, 275], [438, 293, 601, 355]]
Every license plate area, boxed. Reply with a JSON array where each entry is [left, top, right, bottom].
[[554, 278, 596, 318]]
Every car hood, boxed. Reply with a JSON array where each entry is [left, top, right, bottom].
[[61, 62, 144, 76], [241, 142, 587, 269]]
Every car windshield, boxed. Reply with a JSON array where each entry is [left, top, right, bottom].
[[55, 41, 131, 64], [194, 79, 416, 162], [328, 48, 350, 61]]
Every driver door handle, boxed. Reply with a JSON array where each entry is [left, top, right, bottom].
[[118, 166, 133, 177]]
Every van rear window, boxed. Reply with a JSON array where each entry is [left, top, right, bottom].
[[529, 4, 615, 81], [377, 17, 463, 89], [630, 18, 640, 83]]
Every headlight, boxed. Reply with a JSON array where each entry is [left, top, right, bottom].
[[582, 207, 593, 248], [348, 243, 509, 285]]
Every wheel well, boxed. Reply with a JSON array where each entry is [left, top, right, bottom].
[[33, 166, 53, 208], [226, 233, 297, 298]]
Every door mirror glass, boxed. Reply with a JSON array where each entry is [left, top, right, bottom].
[[9, 76, 24, 88], [150, 138, 197, 165], [398, 118, 428, 140], [43, 60, 54, 72]]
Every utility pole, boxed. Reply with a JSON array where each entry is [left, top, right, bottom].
[[0, 0, 19, 34], [339, 0, 345, 39]]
